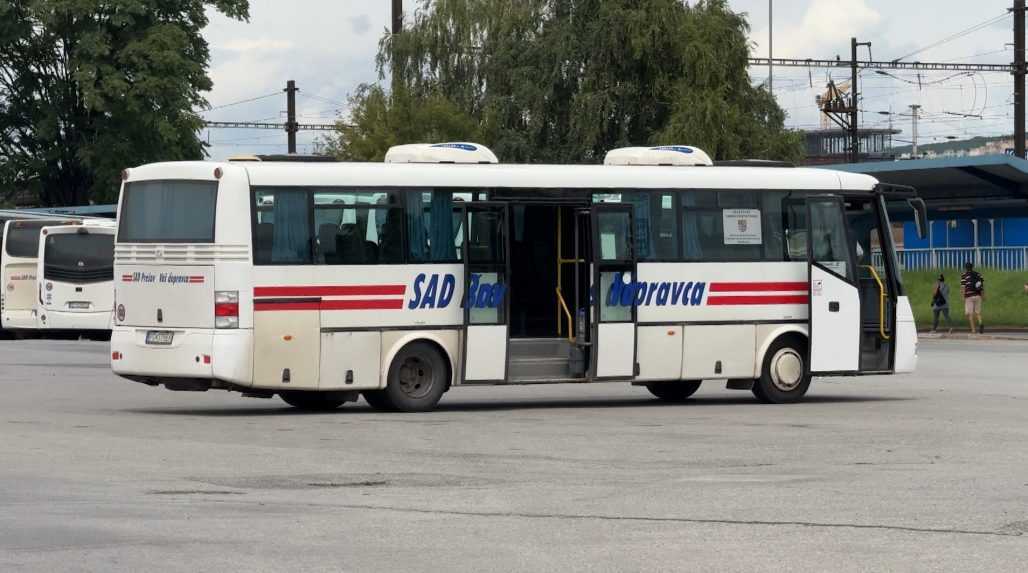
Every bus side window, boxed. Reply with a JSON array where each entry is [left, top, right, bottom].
[[255, 189, 312, 265], [310, 190, 404, 265], [808, 200, 855, 279]]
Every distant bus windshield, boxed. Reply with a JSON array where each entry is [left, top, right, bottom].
[[5, 221, 52, 258], [44, 233, 114, 270], [118, 180, 218, 243]]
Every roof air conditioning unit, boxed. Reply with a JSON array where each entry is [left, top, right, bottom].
[[603, 146, 713, 167], [384, 142, 499, 164]]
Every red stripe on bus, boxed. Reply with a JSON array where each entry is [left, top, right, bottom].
[[709, 282, 808, 293], [254, 285, 406, 297], [706, 295, 809, 306], [254, 299, 405, 311], [320, 299, 405, 310]]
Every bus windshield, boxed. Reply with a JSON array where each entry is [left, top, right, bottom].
[[118, 180, 218, 243], [43, 233, 114, 281]]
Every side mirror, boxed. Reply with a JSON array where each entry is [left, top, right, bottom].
[[907, 198, 928, 240]]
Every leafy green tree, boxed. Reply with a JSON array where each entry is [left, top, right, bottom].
[[331, 0, 802, 164], [0, 0, 249, 206]]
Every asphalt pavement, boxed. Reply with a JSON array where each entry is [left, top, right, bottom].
[[1, 338, 1026, 572]]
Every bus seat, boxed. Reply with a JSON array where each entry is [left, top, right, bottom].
[[318, 223, 339, 263], [256, 223, 274, 260], [336, 223, 366, 264]]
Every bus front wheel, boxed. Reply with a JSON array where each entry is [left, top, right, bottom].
[[372, 342, 449, 412], [279, 391, 352, 411], [645, 381, 702, 402], [752, 336, 811, 404]]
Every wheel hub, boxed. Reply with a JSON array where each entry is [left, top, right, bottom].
[[770, 348, 804, 392], [398, 357, 434, 399]]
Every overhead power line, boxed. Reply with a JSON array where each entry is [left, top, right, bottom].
[[205, 92, 281, 112], [893, 12, 1009, 63], [748, 58, 1014, 73]]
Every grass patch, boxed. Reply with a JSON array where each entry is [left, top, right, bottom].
[[902, 270, 1028, 329]]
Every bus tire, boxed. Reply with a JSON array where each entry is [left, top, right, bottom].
[[279, 391, 349, 411], [752, 336, 811, 404], [381, 341, 449, 412], [645, 381, 702, 402]]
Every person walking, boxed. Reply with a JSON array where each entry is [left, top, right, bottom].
[[930, 274, 951, 333], [960, 262, 985, 334]]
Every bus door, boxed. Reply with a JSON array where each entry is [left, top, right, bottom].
[[806, 196, 860, 374], [462, 203, 510, 383], [590, 203, 637, 379]]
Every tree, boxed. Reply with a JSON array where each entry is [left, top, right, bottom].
[[0, 0, 249, 206], [330, 0, 803, 164]]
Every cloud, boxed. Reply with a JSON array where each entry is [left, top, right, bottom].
[[220, 37, 294, 53], [751, 0, 881, 58], [349, 14, 372, 36]]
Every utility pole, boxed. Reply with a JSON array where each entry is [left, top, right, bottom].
[[392, 0, 403, 93], [851, 38, 859, 162], [285, 80, 298, 154], [1015, 0, 1025, 158], [909, 104, 922, 158], [768, 0, 773, 94], [392, 0, 403, 34]]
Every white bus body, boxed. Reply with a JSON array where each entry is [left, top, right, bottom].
[[36, 220, 116, 335], [111, 155, 918, 411], [1, 218, 72, 332]]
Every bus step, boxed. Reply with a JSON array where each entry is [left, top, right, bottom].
[[508, 337, 572, 359], [508, 356, 571, 380]]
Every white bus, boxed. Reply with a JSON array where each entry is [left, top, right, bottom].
[[36, 220, 116, 338], [1, 218, 73, 334], [111, 144, 924, 411]]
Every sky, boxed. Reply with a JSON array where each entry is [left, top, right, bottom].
[[200, 0, 1020, 159]]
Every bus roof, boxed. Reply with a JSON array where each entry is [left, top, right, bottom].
[[124, 161, 879, 192]]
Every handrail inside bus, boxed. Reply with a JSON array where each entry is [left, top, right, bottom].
[[555, 287, 575, 344], [863, 265, 891, 341]]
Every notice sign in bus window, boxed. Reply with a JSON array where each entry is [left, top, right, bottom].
[[722, 209, 762, 245]]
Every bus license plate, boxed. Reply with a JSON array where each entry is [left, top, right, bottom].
[[145, 331, 174, 345], [67, 301, 91, 310]]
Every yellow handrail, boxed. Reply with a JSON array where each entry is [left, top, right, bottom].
[[556, 287, 575, 343], [863, 265, 890, 341]]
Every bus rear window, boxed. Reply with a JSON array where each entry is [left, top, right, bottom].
[[5, 221, 54, 258], [44, 233, 115, 270], [118, 180, 218, 243]]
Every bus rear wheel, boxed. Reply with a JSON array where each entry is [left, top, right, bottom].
[[646, 381, 702, 402], [375, 342, 449, 412], [752, 336, 811, 404], [279, 391, 352, 411]]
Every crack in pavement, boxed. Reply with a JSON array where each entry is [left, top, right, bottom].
[[177, 497, 1024, 539], [328, 503, 1025, 538]]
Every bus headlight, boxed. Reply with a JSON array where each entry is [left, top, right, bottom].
[[214, 291, 239, 329]]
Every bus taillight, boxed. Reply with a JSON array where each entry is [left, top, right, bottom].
[[214, 291, 239, 329]]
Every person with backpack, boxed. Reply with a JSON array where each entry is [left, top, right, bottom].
[[960, 262, 985, 334], [930, 274, 951, 333]]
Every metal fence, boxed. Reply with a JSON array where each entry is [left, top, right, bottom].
[[872, 247, 1028, 271]]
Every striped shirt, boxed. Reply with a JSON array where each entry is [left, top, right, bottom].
[[960, 271, 984, 297]]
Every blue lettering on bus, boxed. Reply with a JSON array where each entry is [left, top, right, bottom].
[[408, 273, 503, 310], [408, 273, 456, 309], [606, 272, 706, 307]]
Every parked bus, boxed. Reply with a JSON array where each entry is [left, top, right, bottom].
[[36, 220, 116, 338], [1, 218, 72, 334], [111, 143, 924, 411]]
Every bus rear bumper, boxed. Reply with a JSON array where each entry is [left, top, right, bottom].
[[2, 309, 38, 330], [40, 309, 111, 331], [111, 327, 253, 387]]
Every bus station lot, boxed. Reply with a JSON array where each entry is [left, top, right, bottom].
[[1, 339, 1026, 572]]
